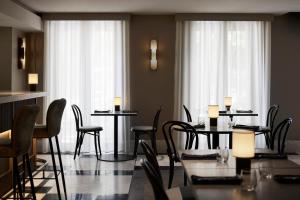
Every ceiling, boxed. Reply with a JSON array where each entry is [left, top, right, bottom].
[[15, 0, 300, 14]]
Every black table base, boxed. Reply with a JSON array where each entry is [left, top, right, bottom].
[[98, 154, 134, 162]]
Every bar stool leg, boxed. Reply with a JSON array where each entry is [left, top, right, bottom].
[[25, 154, 36, 200], [73, 131, 80, 160], [55, 136, 67, 200], [133, 133, 140, 158], [97, 133, 102, 155], [13, 157, 24, 200], [22, 156, 26, 191], [49, 138, 62, 200], [78, 133, 85, 156]]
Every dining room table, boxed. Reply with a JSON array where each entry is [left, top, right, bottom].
[[91, 110, 138, 161], [219, 110, 258, 121], [180, 149, 300, 200]]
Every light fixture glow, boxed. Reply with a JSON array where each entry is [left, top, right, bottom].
[[150, 40, 158, 70], [208, 105, 219, 118], [28, 73, 38, 85], [224, 97, 232, 106], [114, 97, 121, 111], [232, 130, 255, 158]]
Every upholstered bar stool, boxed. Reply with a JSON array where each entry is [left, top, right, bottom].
[[0, 105, 39, 200], [33, 99, 66, 200]]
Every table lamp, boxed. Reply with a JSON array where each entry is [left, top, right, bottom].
[[232, 130, 255, 174], [224, 96, 232, 111], [114, 97, 121, 111], [28, 73, 38, 91], [208, 105, 219, 126]]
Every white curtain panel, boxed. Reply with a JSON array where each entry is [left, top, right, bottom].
[[43, 20, 130, 154], [174, 20, 271, 149]]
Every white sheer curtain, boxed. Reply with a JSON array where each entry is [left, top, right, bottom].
[[43, 20, 130, 154], [174, 20, 271, 149]]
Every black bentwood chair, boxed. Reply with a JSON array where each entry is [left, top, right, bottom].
[[183, 105, 211, 149], [162, 120, 198, 188], [140, 141, 183, 200], [71, 104, 103, 160], [270, 118, 292, 154], [0, 105, 39, 200], [256, 105, 279, 148], [33, 99, 67, 200], [131, 108, 161, 157]]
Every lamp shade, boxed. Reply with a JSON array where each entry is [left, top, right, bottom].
[[232, 130, 255, 158], [114, 97, 121, 106], [224, 96, 232, 106], [28, 73, 38, 85], [208, 105, 219, 118], [150, 40, 157, 50]]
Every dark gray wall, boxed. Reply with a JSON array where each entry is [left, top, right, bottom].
[[0, 27, 12, 90], [271, 13, 300, 139]]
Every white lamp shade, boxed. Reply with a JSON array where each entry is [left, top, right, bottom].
[[232, 130, 255, 158], [28, 73, 38, 85], [114, 97, 121, 106], [224, 96, 232, 106], [208, 105, 219, 118]]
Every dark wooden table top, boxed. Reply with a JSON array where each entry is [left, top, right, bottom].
[[91, 110, 138, 116]]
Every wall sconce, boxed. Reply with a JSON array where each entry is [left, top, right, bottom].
[[18, 37, 26, 69], [114, 97, 121, 111], [224, 96, 232, 111], [232, 130, 255, 174], [208, 105, 219, 126], [150, 39, 158, 70], [28, 73, 38, 91]]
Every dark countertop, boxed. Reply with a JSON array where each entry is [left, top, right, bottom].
[[0, 91, 46, 104]]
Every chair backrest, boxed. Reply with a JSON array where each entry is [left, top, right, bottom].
[[141, 159, 169, 200], [266, 105, 279, 130], [152, 108, 162, 132], [162, 120, 197, 162], [183, 105, 192, 122], [12, 105, 39, 156], [140, 140, 162, 183], [270, 118, 292, 154], [71, 104, 83, 131], [46, 98, 66, 137]]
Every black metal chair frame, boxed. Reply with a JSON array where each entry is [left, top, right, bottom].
[[183, 105, 211, 149], [256, 105, 279, 148], [71, 104, 102, 160], [132, 108, 161, 157], [270, 118, 292, 154], [162, 120, 198, 188]]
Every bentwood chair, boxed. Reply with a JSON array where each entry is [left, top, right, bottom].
[[33, 99, 66, 200], [270, 118, 292, 154], [131, 108, 161, 158], [140, 141, 183, 200], [183, 105, 211, 149], [256, 105, 279, 148], [162, 120, 198, 188], [0, 105, 39, 200], [71, 104, 103, 160]]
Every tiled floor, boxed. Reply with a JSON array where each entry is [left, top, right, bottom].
[[4, 153, 300, 200]]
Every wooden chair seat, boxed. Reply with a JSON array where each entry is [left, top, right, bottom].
[[0, 130, 11, 145], [131, 125, 154, 132], [79, 126, 103, 132]]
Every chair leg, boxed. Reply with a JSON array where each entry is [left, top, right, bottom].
[[78, 133, 85, 156], [73, 131, 80, 160], [55, 136, 67, 200], [22, 155, 26, 191], [133, 133, 140, 158], [13, 157, 24, 200], [168, 158, 174, 189], [94, 132, 99, 160], [185, 132, 190, 150], [184, 171, 187, 186], [151, 132, 158, 155], [97, 133, 102, 155], [49, 138, 62, 200], [195, 134, 199, 149], [25, 154, 36, 200], [13, 169, 16, 199]]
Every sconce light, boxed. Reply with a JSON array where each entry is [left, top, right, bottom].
[[224, 96, 232, 111], [208, 105, 219, 126], [232, 130, 255, 174], [28, 73, 38, 91], [18, 37, 26, 69], [114, 97, 121, 111], [150, 40, 158, 70]]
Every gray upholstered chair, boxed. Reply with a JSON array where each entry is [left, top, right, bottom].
[[33, 98, 67, 200], [0, 105, 39, 200]]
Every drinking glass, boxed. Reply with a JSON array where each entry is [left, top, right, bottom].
[[221, 147, 229, 163], [216, 146, 223, 163], [241, 169, 257, 192], [259, 160, 273, 180]]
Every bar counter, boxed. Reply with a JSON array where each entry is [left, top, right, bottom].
[[0, 91, 46, 197]]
